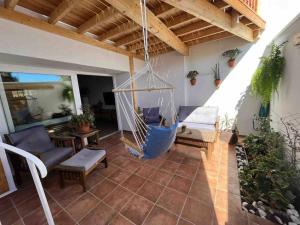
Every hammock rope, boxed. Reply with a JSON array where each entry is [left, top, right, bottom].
[[113, 0, 178, 159]]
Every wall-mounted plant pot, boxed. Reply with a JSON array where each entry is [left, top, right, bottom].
[[227, 59, 236, 68], [214, 79, 222, 88], [190, 78, 197, 86]]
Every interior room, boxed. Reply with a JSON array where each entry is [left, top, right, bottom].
[[0, 0, 300, 225]]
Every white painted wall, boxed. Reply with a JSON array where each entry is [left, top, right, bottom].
[[271, 16, 300, 130], [0, 18, 139, 73]]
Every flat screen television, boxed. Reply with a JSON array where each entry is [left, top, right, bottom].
[[103, 92, 115, 105]]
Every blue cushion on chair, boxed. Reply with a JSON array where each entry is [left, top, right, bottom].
[[178, 106, 199, 122], [143, 107, 160, 124]]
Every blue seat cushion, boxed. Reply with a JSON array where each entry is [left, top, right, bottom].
[[7, 125, 55, 154], [41, 147, 73, 168], [178, 106, 199, 122], [143, 107, 160, 124]]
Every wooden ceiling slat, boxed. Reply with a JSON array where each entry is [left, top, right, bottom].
[[180, 27, 224, 42], [0, 7, 141, 59], [98, 21, 139, 41], [48, 0, 82, 24], [186, 31, 233, 46], [77, 7, 119, 34], [174, 20, 212, 36], [5, 0, 20, 9], [161, 0, 254, 42], [128, 37, 162, 51], [105, 0, 188, 56]]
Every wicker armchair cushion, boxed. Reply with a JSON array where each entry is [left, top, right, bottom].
[[7, 125, 55, 154], [41, 147, 73, 168], [60, 149, 106, 171]]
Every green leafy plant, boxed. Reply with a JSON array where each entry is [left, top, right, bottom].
[[186, 70, 199, 80], [212, 63, 220, 80], [62, 85, 74, 103], [251, 42, 286, 106], [240, 116, 300, 210], [70, 104, 95, 128], [222, 48, 242, 60], [59, 104, 72, 116]]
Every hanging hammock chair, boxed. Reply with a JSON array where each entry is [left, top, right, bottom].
[[113, 0, 178, 159]]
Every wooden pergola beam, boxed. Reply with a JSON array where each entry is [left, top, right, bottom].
[[98, 21, 139, 41], [0, 8, 142, 59], [4, 0, 19, 10], [105, 0, 189, 56], [180, 27, 224, 42], [78, 8, 119, 34], [223, 0, 265, 29], [161, 0, 254, 42], [186, 31, 233, 46], [48, 0, 81, 25]]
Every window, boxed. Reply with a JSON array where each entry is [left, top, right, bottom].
[[0, 72, 76, 131]]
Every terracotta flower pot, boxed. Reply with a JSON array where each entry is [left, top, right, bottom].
[[190, 78, 197, 86], [228, 59, 236, 68], [78, 123, 91, 133], [214, 79, 222, 88]]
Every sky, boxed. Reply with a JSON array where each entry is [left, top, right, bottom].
[[11, 73, 62, 82]]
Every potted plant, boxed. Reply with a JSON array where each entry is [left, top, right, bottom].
[[70, 104, 95, 133], [186, 70, 199, 86], [212, 63, 221, 88], [222, 48, 242, 67], [62, 85, 74, 102]]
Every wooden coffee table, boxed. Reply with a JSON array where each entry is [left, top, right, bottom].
[[70, 129, 100, 151]]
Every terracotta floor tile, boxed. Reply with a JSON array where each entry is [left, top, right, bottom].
[[85, 169, 105, 190], [145, 158, 165, 168], [214, 190, 241, 213], [17, 194, 41, 217], [111, 156, 129, 167], [176, 164, 197, 180], [122, 160, 142, 173], [108, 169, 132, 184], [103, 186, 133, 211], [167, 152, 185, 164], [212, 208, 248, 225], [54, 211, 76, 225], [121, 195, 153, 224], [10, 185, 36, 206], [109, 214, 135, 225], [181, 197, 212, 225], [189, 180, 216, 205], [177, 218, 194, 225], [66, 193, 99, 221], [99, 164, 119, 177], [23, 199, 62, 225], [160, 161, 180, 174], [121, 174, 146, 193], [135, 165, 156, 178], [0, 196, 13, 213], [0, 206, 20, 225], [149, 170, 173, 186], [143, 206, 178, 225], [90, 179, 117, 200], [137, 181, 164, 203], [46, 183, 84, 208], [157, 188, 186, 215], [79, 202, 116, 225], [182, 157, 201, 167], [167, 175, 192, 194]]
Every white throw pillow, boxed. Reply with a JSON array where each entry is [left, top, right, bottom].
[[183, 106, 218, 125]]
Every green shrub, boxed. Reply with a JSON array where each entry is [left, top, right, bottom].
[[240, 117, 299, 210]]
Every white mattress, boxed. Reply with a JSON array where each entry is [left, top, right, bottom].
[[178, 122, 215, 131]]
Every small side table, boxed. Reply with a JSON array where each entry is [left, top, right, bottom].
[[70, 129, 100, 151]]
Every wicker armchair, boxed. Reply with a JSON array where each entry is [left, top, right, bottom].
[[5, 125, 75, 185]]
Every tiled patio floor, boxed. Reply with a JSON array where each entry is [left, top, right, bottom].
[[0, 132, 275, 225]]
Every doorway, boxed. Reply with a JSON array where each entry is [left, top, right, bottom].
[[77, 75, 118, 137]]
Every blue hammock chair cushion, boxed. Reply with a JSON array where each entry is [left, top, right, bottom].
[[127, 121, 178, 159]]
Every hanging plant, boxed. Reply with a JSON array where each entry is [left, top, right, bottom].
[[212, 62, 221, 88], [251, 42, 286, 106], [222, 48, 242, 67], [186, 70, 199, 86], [62, 85, 74, 102]]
